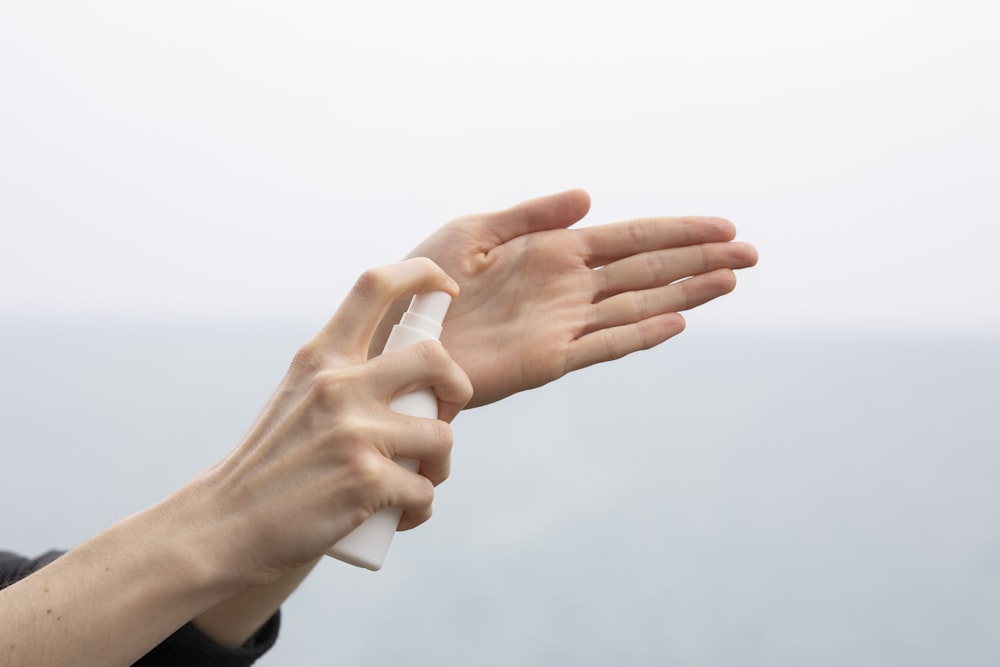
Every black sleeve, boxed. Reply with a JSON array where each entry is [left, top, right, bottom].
[[132, 613, 280, 667], [0, 549, 280, 666], [0, 549, 64, 586]]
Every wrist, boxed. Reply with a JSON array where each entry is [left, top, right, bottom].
[[150, 472, 263, 595]]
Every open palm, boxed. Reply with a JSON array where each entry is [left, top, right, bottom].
[[375, 190, 758, 407]]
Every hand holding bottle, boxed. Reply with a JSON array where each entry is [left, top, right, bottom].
[[328, 290, 453, 570], [198, 257, 472, 583], [0, 257, 473, 666]]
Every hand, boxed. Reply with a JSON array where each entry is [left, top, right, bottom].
[[200, 257, 473, 585], [374, 190, 758, 407], [0, 260, 473, 666]]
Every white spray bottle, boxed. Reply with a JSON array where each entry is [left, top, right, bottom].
[[327, 290, 452, 571]]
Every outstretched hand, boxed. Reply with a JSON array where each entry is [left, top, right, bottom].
[[374, 190, 758, 407]]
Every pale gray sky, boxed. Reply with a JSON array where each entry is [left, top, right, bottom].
[[2, 0, 997, 334]]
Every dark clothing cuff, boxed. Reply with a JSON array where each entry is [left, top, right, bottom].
[[132, 611, 280, 667], [1, 549, 280, 666]]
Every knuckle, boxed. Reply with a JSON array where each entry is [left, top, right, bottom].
[[430, 420, 454, 453], [289, 338, 323, 376], [414, 339, 447, 368], [457, 373, 474, 405], [644, 249, 669, 280], [308, 370, 337, 404], [412, 475, 435, 508], [699, 243, 713, 272], [331, 412, 368, 443], [408, 256, 441, 275], [628, 220, 649, 248], [632, 290, 652, 320], [342, 442, 384, 491], [308, 369, 354, 409], [602, 328, 629, 362], [348, 445, 384, 489], [352, 266, 393, 302]]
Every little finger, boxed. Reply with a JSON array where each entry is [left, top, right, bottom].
[[379, 411, 456, 487]]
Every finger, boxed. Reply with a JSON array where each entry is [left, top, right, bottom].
[[370, 418, 451, 530], [314, 258, 459, 361], [396, 470, 437, 531], [370, 458, 437, 532], [375, 411, 455, 488], [319, 395, 454, 497], [580, 216, 738, 268], [370, 342, 470, 486], [596, 241, 758, 300], [367, 339, 474, 418], [480, 189, 591, 244], [587, 268, 739, 333], [566, 312, 687, 373]]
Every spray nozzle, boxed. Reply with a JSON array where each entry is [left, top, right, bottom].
[[399, 291, 451, 340]]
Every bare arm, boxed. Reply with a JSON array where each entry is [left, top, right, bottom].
[[187, 190, 760, 648], [2, 191, 758, 661], [1, 489, 245, 667], [1, 258, 472, 667]]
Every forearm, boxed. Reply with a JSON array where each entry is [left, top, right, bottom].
[[1, 259, 471, 666], [0, 485, 238, 667]]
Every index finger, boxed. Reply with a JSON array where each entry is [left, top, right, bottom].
[[580, 216, 737, 268], [314, 258, 459, 361]]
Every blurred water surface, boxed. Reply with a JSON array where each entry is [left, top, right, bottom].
[[2, 317, 997, 666]]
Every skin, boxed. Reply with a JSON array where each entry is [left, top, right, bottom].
[[375, 189, 758, 406], [192, 190, 758, 648], [1, 259, 472, 666], [0, 190, 758, 664]]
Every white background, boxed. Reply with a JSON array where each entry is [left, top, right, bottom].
[[2, 0, 997, 334], [2, 3, 999, 666]]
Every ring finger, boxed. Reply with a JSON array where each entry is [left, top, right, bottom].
[[586, 268, 738, 333], [595, 242, 756, 300]]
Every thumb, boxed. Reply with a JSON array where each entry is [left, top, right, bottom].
[[482, 189, 591, 244]]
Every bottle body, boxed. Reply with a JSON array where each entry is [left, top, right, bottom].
[[324, 385, 434, 570], [326, 292, 450, 571]]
